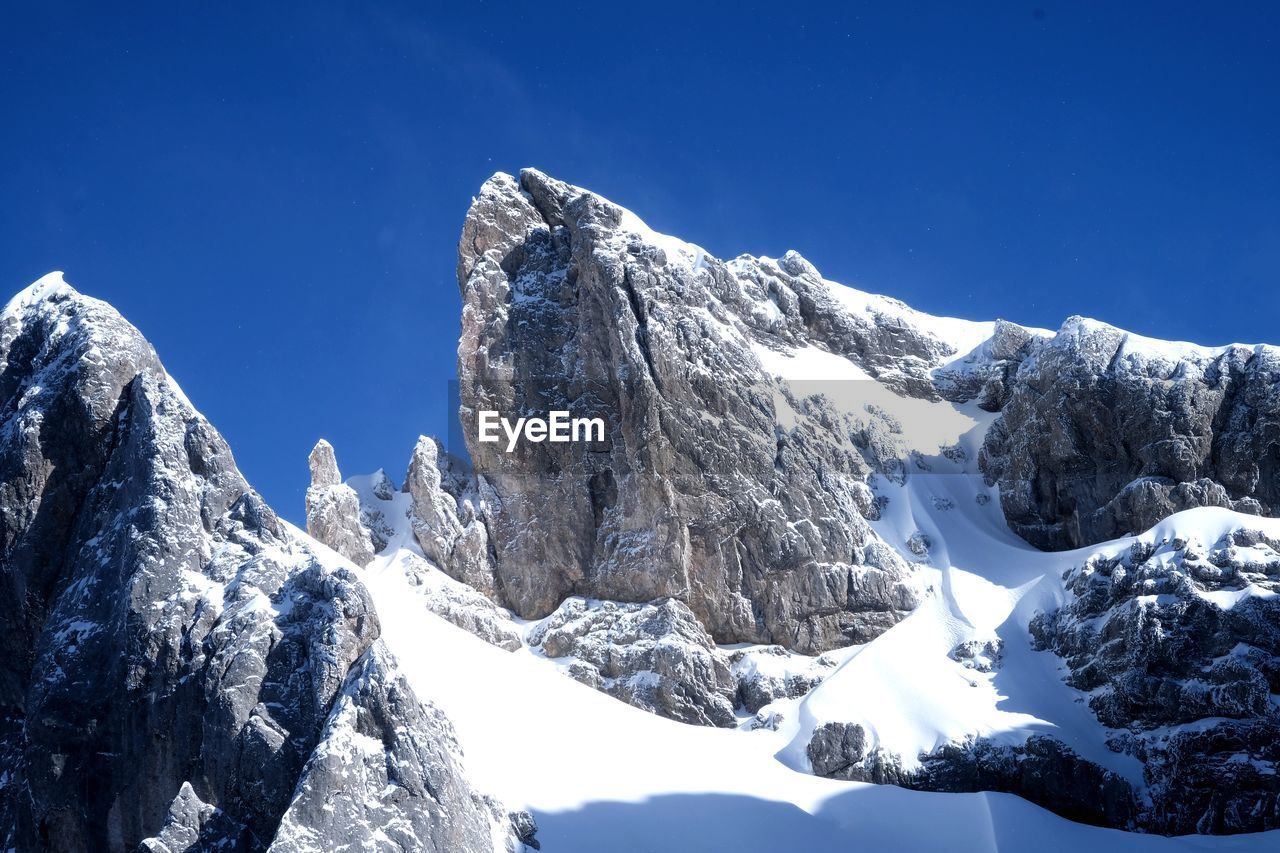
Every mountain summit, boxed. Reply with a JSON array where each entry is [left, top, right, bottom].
[[4, 171, 1280, 852], [312, 170, 1280, 841], [0, 277, 529, 851]]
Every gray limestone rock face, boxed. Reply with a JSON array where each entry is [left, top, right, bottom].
[[269, 644, 529, 853], [305, 439, 377, 566], [528, 597, 738, 727], [1029, 530, 1280, 834], [0, 278, 522, 853], [403, 435, 496, 597], [137, 783, 218, 853], [454, 169, 946, 652], [980, 316, 1280, 550]]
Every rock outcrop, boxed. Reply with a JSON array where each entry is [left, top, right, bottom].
[[805, 726, 1137, 830], [305, 439, 378, 566], [527, 597, 738, 727], [981, 317, 1280, 550], [1029, 523, 1280, 834], [388, 548, 523, 652], [730, 646, 837, 714], [403, 435, 495, 597], [0, 276, 526, 852], [454, 169, 952, 652]]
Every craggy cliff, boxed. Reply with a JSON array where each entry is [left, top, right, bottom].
[[0, 277, 527, 852]]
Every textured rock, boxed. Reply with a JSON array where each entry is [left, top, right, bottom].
[[455, 169, 940, 652], [403, 435, 495, 597], [981, 317, 1280, 549], [910, 736, 1138, 830], [0, 277, 522, 853], [806, 729, 1137, 830], [528, 597, 738, 727], [948, 638, 1003, 673], [389, 548, 523, 652], [138, 783, 219, 853], [1030, 527, 1280, 834], [269, 645, 531, 853], [305, 440, 377, 566], [729, 646, 837, 714], [805, 722, 868, 778]]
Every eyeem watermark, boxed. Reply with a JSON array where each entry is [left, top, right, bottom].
[[477, 410, 605, 452]]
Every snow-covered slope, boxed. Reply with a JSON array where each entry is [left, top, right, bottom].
[[339, 502, 1278, 851], [309, 431, 1276, 850], [276, 169, 1278, 846]]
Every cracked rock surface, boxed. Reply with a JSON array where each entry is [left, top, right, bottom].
[[1030, 528, 1280, 834], [453, 169, 958, 652], [980, 317, 1280, 550]]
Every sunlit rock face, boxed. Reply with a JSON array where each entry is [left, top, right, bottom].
[[448, 168, 1014, 653]]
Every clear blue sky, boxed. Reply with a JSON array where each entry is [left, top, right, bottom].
[[3, 2, 1277, 522]]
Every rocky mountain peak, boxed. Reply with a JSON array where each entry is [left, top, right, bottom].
[[0, 275, 529, 852]]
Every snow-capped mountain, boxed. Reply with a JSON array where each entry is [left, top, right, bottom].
[[313, 170, 1280, 846], [0, 276, 532, 852], [3, 169, 1279, 852]]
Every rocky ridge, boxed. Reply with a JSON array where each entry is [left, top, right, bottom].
[[314, 169, 1280, 838], [449, 168, 1020, 652], [981, 317, 1280, 550], [1030, 517, 1280, 833], [0, 276, 528, 852], [306, 446, 842, 728]]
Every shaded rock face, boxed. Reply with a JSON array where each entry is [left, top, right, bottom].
[[805, 729, 1137, 830], [729, 646, 837, 715], [455, 169, 949, 652], [528, 597, 738, 727], [1030, 528, 1280, 834], [805, 722, 867, 779], [0, 279, 522, 853], [910, 737, 1138, 830], [981, 317, 1280, 550]]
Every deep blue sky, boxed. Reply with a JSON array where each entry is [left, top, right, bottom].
[[3, 2, 1277, 522]]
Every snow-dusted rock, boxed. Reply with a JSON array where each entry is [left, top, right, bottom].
[[305, 439, 378, 566], [729, 646, 837, 714], [805, 722, 868, 778], [0, 278, 524, 852], [1030, 526, 1280, 833], [528, 597, 738, 727], [455, 169, 940, 652], [981, 317, 1280, 550], [388, 548, 523, 652], [270, 645, 530, 853], [403, 435, 495, 598]]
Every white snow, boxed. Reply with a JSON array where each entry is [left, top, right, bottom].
[[362, 526, 1279, 852], [617, 208, 708, 271], [817, 275, 1001, 360], [342, 443, 1280, 851], [750, 339, 994, 456]]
